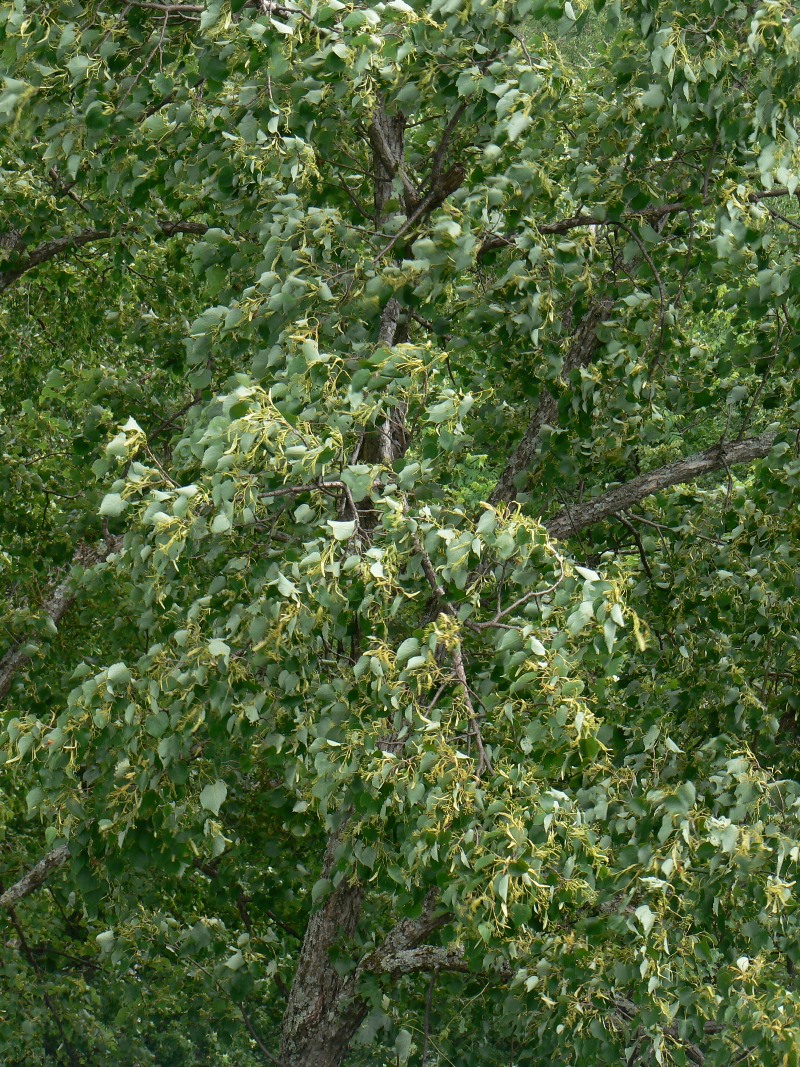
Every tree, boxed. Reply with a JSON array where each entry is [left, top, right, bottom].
[[1, 0, 800, 1064]]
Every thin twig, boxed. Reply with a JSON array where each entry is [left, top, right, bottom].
[[451, 643, 491, 777], [624, 511, 724, 546], [126, 0, 201, 14], [615, 512, 654, 580], [427, 101, 468, 186], [239, 1006, 287, 1066], [508, 26, 533, 65], [421, 968, 438, 1067], [3, 903, 81, 1067], [609, 219, 667, 365], [413, 534, 446, 599], [736, 308, 785, 440], [261, 479, 345, 499]]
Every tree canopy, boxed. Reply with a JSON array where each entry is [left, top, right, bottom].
[[1, 0, 800, 1064]]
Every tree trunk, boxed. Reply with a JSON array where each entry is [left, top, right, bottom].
[[278, 880, 367, 1067], [279, 823, 366, 1067], [279, 98, 469, 1067]]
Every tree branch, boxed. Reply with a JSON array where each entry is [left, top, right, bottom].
[[370, 944, 469, 977], [358, 890, 458, 977], [0, 845, 70, 910], [0, 539, 120, 704], [478, 186, 800, 259], [0, 220, 208, 292], [361, 891, 511, 980], [373, 163, 465, 263], [491, 296, 615, 504], [428, 100, 468, 186], [126, 0, 203, 10], [543, 433, 777, 540]]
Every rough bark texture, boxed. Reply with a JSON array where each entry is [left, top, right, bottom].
[[0, 845, 69, 910], [279, 825, 366, 1067], [277, 99, 504, 1067], [278, 98, 481, 1066], [369, 108, 409, 223], [279, 297, 411, 1067], [280, 877, 460, 1067], [359, 892, 458, 978], [359, 297, 409, 467], [544, 432, 777, 540], [278, 879, 367, 1067]]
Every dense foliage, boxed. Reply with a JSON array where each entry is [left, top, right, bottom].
[[1, 0, 799, 1064]]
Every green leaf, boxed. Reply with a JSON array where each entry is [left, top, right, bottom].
[[635, 904, 655, 936], [95, 931, 116, 953], [506, 110, 531, 142], [145, 711, 169, 737], [327, 520, 356, 540], [566, 601, 595, 636], [641, 85, 665, 108], [99, 493, 127, 517], [396, 637, 420, 664], [341, 466, 374, 502], [476, 510, 497, 536], [311, 878, 331, 904], [199, 780, 228, 816], [211, 512, 232, 533], [277, 572, 297, 596], [395, 1029, 412, 1065], [107, 662, 132, 685]]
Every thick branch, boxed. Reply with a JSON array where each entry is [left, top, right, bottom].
[[360, 298, 409, 468], [372, 890, 452, 956], [491, 297, 614, 504], [373, 163, 465, 263], [126, 1, 203, 10], [544, 433, 777, 540], [369, 108, 413, 220], [428, 100, 468, 185], [478, 186, 800, 258], [0, 845, 69, 910], [279, 821, 365, 1067], [0, 220, 208, 292], [371, 944, 469, 977], [0, 229, 111, 291], [362, 892, 511, 980]]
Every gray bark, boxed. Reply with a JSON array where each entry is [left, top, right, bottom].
[[0, 845, 69, 910], [279, 825, 365, 1067], [280, 880, 456, 1067], [543, 432, 777, 540], [368, 108, 409, 223], [360, 297, 408, 466], [278, 99, 478, 1067]]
